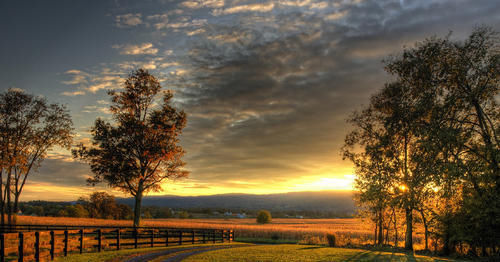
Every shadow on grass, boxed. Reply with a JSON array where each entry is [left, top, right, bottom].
[[343, 250, 422, 262], [298, 246, 325, 250]]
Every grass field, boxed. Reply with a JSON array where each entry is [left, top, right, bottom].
[[183, 245, 457, 262], [54, 243, 248, 262], [16, 216, 426, 249]]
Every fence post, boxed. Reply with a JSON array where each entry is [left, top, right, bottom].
[[50, 231, 55, 260], [18, 232, 23, 262], [64, 230, 68, 256], [97, 229, 102, 252], [165, 230, 169, 247], [221, 230, 225, 243], [116, 229, 120, 250], [192, 230, 195, 244], [203, 231, 206, 244], [80, 229, 84, 254], [0, 233, 5, 262], [35, 231, 40, 262], [178, 231, 182, 245], [150, 229, 154, 247], [212, 230, 215, 243], [134, 229, 138, 249]]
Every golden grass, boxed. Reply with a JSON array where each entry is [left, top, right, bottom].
[[16, 216, 426, 250]]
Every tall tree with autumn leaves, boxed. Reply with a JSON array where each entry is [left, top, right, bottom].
[[74, 69, 188, 227], [344, 27, 499, 255], [0, 89, 73, 226]]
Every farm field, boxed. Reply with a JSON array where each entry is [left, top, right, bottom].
[[16, 216, 427, 250]]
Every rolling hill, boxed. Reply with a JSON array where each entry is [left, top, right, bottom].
[[117, 190, 355, 214]]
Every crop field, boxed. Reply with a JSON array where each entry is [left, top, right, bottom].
[[16, 216, 428, 250]]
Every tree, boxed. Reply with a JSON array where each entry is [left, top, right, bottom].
[[74, 69, 188, 227], [345, 27, 499, 255], [0, 89, 73, 225], [384, 26, 499, 254], [343, 106, 395, 246], [256, 210, 272, 224]]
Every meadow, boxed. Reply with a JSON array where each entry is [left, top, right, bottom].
[[16, 216, 427, 250]]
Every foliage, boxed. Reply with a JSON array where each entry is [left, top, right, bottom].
[[73, 69, 188, 227], [256, 210, 272, 224], [326, 233, 336, 247], [0, 88, 73, 226], [77, 192, 131, 220], [343, 26, 499, 256]]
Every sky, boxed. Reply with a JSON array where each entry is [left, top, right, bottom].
[[1, 0, 499, 201]]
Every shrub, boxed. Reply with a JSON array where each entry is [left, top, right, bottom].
[[271, 233, 280, 240], [299, 235, 323, 245], [256, 210, 272, 224], [326, 233, 336, 247]]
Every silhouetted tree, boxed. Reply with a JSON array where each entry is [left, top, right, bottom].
[[345, 27, 499, 255], [385, 26, 499, 255], [74, 69, 188, 227], [0, 89, 73, 226]]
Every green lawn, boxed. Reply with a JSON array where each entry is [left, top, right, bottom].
[[183, 244, 460, 262], [55, 243, 246, 262]]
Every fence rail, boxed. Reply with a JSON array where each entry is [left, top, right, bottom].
[[0, 225, 233, 262]]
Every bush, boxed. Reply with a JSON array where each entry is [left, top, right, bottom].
[[256, 210, 272, 224], [298, 235, 323, 245], [326, 233, 336, 247]]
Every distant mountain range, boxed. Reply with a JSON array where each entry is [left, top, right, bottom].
[[117, 190, 355, 213]]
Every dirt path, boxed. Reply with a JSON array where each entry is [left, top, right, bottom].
[[159, 245, 242, 262], [122, 244, 248, 262]]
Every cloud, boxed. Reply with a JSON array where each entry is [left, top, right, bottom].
[[115, 13, 143, 27], [167, 19, 207, 29], [324, 10, 347, 20], [112, 43, 159, 55], [147, 14, 169, 30], [61, 69, 89, 85], [61, 91, 85, 96], [8, 87, 25, 93], [180, 0, 225, 9], [186, 28, 205, 36], [87, 74, 124, 93], [82, 105, 111, 114], [213, 2, 275, 15], [37, 0, 500, 199]]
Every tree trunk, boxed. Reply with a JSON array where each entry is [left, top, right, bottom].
[[404, 207, 413, 250], [378, 211, 383, 245], [133, 190, 143, 228], [6, 168, 12, 226], [419, 209, 429, 251], [374, 218, 377, 245], [12, 193, 19, 225], [0, 168, 4, 227], [393, 208, 398, 248]]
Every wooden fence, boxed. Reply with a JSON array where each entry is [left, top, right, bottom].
[[0, 226, 233, 262]]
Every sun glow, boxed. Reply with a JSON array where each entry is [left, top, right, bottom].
[[290, 175, 355, 191]]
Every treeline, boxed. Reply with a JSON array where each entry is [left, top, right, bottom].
[[19, 192, 352, 220], [19, 192, 176, 219], [343, 27, 499, 257]]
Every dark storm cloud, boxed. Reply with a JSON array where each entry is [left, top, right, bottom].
[[3, 0, 499, 198], [169, 0, 500, 185]]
